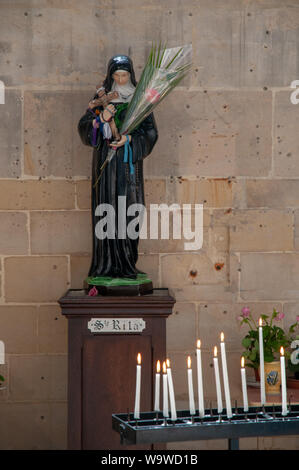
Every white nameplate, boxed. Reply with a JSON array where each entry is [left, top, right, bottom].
[[88, 318, 146, 333]]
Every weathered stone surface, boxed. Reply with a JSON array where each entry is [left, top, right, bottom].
[[0, 403, 67, 449], [246, 179, 299, 208], [145, 90, 272, 178], [166, 302, 197, 351], [37, 305, 68, 354], [0, 180, 75, 210], [0, 306, 38, 354], [30, 211, 92, 255], [167, 178, 233, 208], [0, 212, 29, 255], [168, 253, 239, 302], [24, 91, 92, 177], [4, 256, 69, 302], [213, 209, 294, 251], [70, 254, 91, 289], [161, 252, 228, 288], [76, 180, 91, 210], [292, 210, 299, 250], [9, 355, 67, 402], [193, 1, 299, 88], [274, 91, 299, 177], [0, 89, 22, 177], [240, 253, 299, 300], [135, 254, 160, 287], [144, 179, 167, 206]]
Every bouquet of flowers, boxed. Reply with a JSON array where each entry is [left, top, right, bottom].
[[94, 42, 192, 187]]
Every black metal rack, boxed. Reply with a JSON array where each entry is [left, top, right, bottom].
[[112, 405, 299, 450]]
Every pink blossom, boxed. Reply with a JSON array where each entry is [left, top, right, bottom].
[[296, 315, 299, 323], [237, 315, 244, 322], [145, 88, 161, 104], [241, 307, 250, 317], [275, 312, 285, 321], [88, 286, 98, 297]]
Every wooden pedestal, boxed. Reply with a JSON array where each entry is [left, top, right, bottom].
[[58, 288, 175, 450]]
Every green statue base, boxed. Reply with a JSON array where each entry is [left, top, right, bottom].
[[85, 274, 153, 296]]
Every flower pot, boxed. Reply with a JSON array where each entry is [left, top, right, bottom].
[[264, 361, 281, 395]]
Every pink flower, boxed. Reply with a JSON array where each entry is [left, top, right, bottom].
[[296, 315, 299, 323], [275, 312, 285, 321], [88, 286, 98, 297], [237, 315, 244, 323], [145, 88, 161, 104], [241, 307, 250, 317]]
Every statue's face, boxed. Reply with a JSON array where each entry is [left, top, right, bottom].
[[112, 70, 130, 86]]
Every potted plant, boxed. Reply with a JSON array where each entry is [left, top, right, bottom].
[[238, 307, 299, 393]]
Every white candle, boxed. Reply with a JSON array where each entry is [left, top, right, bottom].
[[241, 356, 249, 412], [166, 359, 177, 421], [213, 346, 223, 414], [134, 353, 141, 419], [162, 361, 169, 418], [280, 347, 288, 416], [259, 318, 266, 405], [0, 341, 5, 364], [187, 356, 196, 415], [196, 340, 205, 418], [220, 332, 232, 418], [154, 360, 161, 412]]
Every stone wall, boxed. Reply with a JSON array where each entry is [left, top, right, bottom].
[[0, 0, 299, 449]]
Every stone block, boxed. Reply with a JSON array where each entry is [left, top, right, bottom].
[[9, 355, 67, 402], [4, 256, 69, 302], [274, 91, 299, 176], [24, 90, 92, 177], [161, 253, 228, 289], [167, 178, 233, 208], [213, 208, 294, 251], [70, 255, 91, 289], [0, 180, 75, 210], [246, 179, 299, 208], [166, 303, 197, 352], [0, 403, 66, 449], [76, 180, 91, 210], [0, 212, 29, 255], [144, 90, 272, 178], [0, 306, 38, 354], [37, 305, 68, 354], [30, 211, 92, 255], [240, 253, 299, 300], [0, 89, 22, 177]]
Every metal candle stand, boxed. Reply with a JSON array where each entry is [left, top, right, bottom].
[[112, 403, 299, 450]]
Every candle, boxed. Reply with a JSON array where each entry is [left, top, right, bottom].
[[196, 340, 205, 418], [220, 332, 232, 418], [0, 341, 5, 364], [241, 356, 249, 412], [280, 347, 288, 416], [134, 353, 141, 419], [213, 346, 223, 414], [154, 360, 161, 412], [259, 318, 266, 405], [187, 356, 196, 415], [166, 359, 177, 421], [162, 361, 169, 418]]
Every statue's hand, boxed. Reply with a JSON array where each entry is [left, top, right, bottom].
[[109, 135, 131, 148]]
